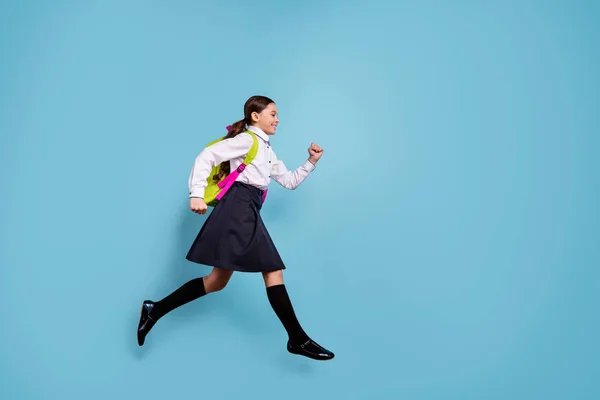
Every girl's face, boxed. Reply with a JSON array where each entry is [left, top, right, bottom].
[[252, 103, 279, 135]]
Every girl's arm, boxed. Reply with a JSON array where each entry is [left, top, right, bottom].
[[270, 150, 317, 190], [188, 132, 254, 199]]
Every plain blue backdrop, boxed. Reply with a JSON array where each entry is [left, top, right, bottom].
[[1, 0, 598, 399]]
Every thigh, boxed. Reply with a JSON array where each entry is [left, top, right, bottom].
[[262, 269, 284, 287], [209, 267, 234, 283]]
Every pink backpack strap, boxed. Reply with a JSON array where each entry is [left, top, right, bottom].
[[218, 125, 267, 203]]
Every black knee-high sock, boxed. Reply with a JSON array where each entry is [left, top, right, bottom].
[[266, 284, 310, 343], [151, 277, 207, 320]]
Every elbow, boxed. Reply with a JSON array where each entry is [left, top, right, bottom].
[[272, 173, 302, 190], [276, 180, 299, 190], [285, 181, 300, 190]]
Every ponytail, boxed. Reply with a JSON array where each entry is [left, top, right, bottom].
[[212, 118, 247, 183], [224, 118, 247, 139]]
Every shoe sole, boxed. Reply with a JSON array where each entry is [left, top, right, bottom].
[[137, 302, 146, 346], [288, 347, 334, 361]]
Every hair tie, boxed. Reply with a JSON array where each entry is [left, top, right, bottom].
[[225, 118, 247, 131]]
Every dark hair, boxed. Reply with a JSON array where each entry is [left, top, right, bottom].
[[212, 95, 275, 183]]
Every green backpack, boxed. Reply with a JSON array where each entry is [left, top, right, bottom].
[[203, 129, 260, 207]]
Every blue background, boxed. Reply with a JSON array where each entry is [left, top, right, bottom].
[[1, 0, 598, 399]]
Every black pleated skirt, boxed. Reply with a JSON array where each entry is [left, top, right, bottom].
[[186, 182, 286, 272]]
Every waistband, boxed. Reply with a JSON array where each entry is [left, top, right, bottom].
[[232, 181, 265, 196]]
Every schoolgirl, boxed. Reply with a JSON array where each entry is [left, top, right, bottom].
[[136, 95, 334, 361]]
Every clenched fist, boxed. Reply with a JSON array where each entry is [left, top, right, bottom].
[[190, 198, 208, 214], [308, 142, 323, 164]]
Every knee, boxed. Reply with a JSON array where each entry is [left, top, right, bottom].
[[262, 269, 284, 287], [204, 274, 231, 293], [207, 277, 230, 293], [210, 279, 228, 293]]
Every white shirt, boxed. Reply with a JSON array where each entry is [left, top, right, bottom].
[[188, 125, 316, 198]]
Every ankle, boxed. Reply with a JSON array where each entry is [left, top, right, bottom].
[[148, 300, 167, 321], [290, 332, 310, 344]]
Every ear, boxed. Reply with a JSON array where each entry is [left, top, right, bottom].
[[251, 111, 260, 123]]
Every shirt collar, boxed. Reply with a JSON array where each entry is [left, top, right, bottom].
[[247, 125, 270, 143]]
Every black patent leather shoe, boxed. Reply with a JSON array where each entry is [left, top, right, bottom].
[[287, 338, 335, 361], [137, 300, 157, 346]]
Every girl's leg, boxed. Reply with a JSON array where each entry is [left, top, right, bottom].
[[262, 270, 334, 361], [137, 267, 233, 346], [263, 270, 309, 343], [152, 267, 234, 318]]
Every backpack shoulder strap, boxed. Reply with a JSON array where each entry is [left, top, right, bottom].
[[213, 130, 260, 200], [241, 130, 259, 166]]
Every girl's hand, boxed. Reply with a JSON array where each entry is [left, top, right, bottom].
[[190, 198, 208, 214], [308, 142, 323, 164]]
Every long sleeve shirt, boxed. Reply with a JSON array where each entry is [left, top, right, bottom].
[[188, 125, 316, 199]]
